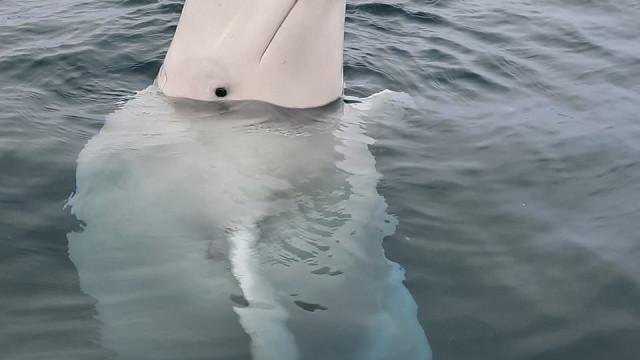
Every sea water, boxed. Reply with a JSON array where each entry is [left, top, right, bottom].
[[1, 1, 640, 359]]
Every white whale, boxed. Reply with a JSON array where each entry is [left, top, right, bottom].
[[67, 1, 431, 359]]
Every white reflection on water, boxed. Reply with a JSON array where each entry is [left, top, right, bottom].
[[67, 85, 431, 360]]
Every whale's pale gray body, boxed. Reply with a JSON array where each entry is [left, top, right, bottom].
[[67, 87, 431, 360], [67, 0, 431, 359]]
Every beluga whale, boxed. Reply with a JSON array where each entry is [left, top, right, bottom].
[[66, 1, 432, 359]]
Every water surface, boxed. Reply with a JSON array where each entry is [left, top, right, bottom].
[[2, 0, 640, 359]]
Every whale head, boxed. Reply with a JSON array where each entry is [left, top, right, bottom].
[[158, 0, 346, 108]]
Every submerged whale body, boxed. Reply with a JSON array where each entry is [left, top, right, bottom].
[[67, 86, 431, 360]]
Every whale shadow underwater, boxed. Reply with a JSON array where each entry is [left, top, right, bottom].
[[66, 84, 432, 360]]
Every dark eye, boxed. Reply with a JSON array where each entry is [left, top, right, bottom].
[[214, 87, 227, 98]]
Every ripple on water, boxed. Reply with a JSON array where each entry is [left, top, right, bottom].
[[2, 0, 640, 359]]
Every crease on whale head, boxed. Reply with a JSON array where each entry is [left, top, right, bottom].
[[158, 0, 346, 109]]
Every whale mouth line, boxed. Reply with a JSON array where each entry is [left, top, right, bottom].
[[260, 0, 300, 64]]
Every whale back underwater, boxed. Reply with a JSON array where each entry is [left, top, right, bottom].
[[66, 84, 432, 360]]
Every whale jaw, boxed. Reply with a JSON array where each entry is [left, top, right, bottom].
[[159, 0, 346, 108]]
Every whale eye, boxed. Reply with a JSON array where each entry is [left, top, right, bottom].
[[214, 87, 227, 98]]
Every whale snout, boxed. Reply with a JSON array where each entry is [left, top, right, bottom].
[[159, 0, 346, 108]]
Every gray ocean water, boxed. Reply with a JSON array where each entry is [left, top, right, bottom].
[[1, 0, 640, 359]]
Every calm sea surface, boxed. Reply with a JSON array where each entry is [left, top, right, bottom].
[[1, 0, 640, 359]]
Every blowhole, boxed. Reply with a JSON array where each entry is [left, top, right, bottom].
[[214, 87, 228, 98]]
